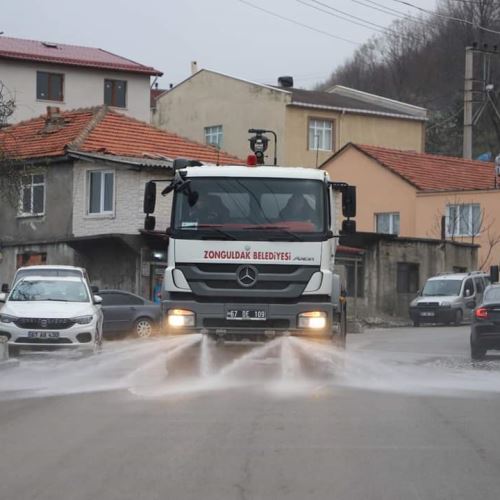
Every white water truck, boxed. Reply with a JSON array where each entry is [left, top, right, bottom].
[[143, 158, 356, 346]]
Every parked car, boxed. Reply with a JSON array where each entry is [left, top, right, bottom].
[[1, 265, 98, 293], [409, 271, 490, 326], [99, 290, 161, 339], [0, 276, 103, 356], [470, 284, 500, 360]]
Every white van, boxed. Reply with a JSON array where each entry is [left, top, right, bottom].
[[409, 271, 490, 326]]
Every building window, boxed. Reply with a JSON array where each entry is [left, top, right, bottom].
[[308, 119, 333, 151], [205, 125, 223, 148], [104, 79, 127, 108], [397, 262, 419, 294], [88, 171, 114, 215], [446, 203, 481, 237], [375, 212, 400, 235], [36, 71, 64, 101], [19, 174, 45, 216]]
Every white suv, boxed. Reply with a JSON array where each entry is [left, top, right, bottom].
[[0, 276, 103, 356]]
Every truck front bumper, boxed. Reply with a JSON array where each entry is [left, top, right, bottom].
[[161, 299, 336, 339]]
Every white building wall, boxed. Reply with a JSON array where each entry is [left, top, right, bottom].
[[0, 60, 152, 123], [72, 160, 172, 237]]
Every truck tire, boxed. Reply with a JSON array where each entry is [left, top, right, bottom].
[[332, 302, 347, 349]]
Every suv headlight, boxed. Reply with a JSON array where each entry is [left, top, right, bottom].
[[0, 314, 16, 323], [73, 315, 94, 325]]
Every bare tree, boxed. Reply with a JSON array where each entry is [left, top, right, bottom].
[[427, 196, 500, 269], [0, 80, 21, 208]]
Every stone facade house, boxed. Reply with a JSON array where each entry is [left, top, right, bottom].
[[0, 106, 241, 299]]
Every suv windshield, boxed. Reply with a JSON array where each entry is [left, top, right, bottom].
[[173, 177, 326, 239], [422, 279, 462, 297], [10, 279, 89, 302]]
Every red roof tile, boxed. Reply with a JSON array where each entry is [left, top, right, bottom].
[[0, 36, 162, 76], [349, 144, 496, 192], [0, 106, 243, 166]]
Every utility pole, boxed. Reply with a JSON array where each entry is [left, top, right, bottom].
[[463, 46, 474, 160]]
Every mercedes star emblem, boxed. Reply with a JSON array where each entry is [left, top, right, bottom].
[[236, 265, 258, 288]]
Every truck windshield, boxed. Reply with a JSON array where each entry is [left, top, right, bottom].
[[173, 177, 326, 237], [422, 279, 462, 297]]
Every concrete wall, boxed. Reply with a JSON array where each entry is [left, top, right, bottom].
[[322, 147, 418, 235], [153, 71, 290, 164], [72, 160, 173, 237], [359, 239, 477, 319], [1, 59, 152, 123], [0, 161, 74, 245], [0, 242, 79, 288], [284, 107, 424, 168]]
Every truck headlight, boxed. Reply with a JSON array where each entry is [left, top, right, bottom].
[[298, 311, 327, 330], [167, 309, 195, 327], [73, 315, 94, 325], [0, 314, 17, 323]]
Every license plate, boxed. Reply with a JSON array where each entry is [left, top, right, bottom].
[[27, 331, 60, 338], [420, 312, 435, 317], [226, 309, 267, 321]]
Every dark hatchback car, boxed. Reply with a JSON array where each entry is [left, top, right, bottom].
[[470, 284, 500, 360], [99, 290, 161, 339]]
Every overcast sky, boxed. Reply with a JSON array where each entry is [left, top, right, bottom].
[[3, 0, 437, 89]]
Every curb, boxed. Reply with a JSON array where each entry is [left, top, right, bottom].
[[0, 358, 20, 370]]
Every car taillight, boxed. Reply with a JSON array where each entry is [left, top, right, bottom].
[[475, 307, 489, 319]]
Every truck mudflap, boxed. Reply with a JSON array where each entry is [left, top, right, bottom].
[[161, 299, 346, 345]]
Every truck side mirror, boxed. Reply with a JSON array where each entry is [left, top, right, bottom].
[[342, 186, 356, 218], [143, 181, 157, 214], [490, 265, 499, 283], [144, 215, 156, 231], [341, 219, 356, 234]]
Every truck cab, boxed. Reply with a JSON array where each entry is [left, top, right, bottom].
[[144, 163, 355, 344]]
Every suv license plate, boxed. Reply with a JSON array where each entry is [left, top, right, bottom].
[[420, 312, 435, 317], [226, 309, 267, 321], [27, 331, 60, 338]]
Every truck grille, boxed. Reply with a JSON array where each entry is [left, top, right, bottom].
[[177, 263, 319, 299]]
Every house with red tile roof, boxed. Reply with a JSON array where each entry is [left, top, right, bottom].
[[0, 106, 243, 297], [322, 143, 500, 270], [0, 36, 162, 124]]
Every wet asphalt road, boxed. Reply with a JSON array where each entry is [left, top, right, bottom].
[[1, 326, 500, 500]]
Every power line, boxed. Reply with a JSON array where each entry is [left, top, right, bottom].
[[235, 0, 359, 45], [298, 0, 391, 33], [390, 0, 500, 35]]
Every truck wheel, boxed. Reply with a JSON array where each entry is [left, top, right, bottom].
[[453, 309, 463, 326], [332, 304, 347, 349]]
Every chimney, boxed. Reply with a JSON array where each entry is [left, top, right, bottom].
[[43, 106, 65, 133], [191, 61, 198, 75], [46, 106, 61, 121], [278, 76, 294, 88]]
